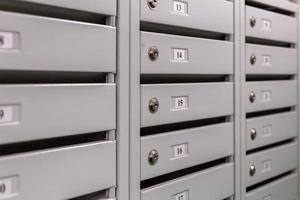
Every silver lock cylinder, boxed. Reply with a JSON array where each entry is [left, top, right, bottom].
[[148, 46, 159, 61], [0, 109, 4, 119], [250, 16, 256, 27], [250, 54, 256, 65], [249, 92, 256, 103], [148, 149, 159, 165], [249, 165, 256, 176], [0, 183, 6, 194], [149, 98, 159, 113], [147, 0, 158, 9], [250, 129, 257, 140]]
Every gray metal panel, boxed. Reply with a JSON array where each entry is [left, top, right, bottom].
[[246, 111, 297, 150], [20, 0, 117, 16], [247, 0, 298, 13], [246, 80, 297, 113], [141, 123, 233, 180], [141, 163, 234, 200], [0, 141, 116, 200], [141, 82, 233, 127], [245, 142, 298, 187], [246, 44, 297, 74], [116, 0, 130, 199], [246, 6, 297, 43], [141, 31, 233, 74], [0, 84, 116, 144], [246, 173, 298, 200], [0, 11, 116, 72], [141, 0, 233, 34]]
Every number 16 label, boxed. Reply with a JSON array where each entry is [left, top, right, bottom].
[[173, 143, 187, 158]]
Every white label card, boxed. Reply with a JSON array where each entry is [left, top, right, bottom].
[[262, 160, 272, 172], [173, 1, 188, 15], [263, 195, 272, 200], [261, 91, 271, 102], [172, 48, 188, 62], [0, 32, 14, 49], [263, 125, 272, 137], [0, 106, 14, 124], [173, 143, 187, 158], [262, 19, 272, 31], [0, 178, 13, 198], [262, 55, 271, 66], [174, 191, 188, 200], [172, 96, 189, 111]]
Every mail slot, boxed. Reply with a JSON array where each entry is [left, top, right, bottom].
[[18, 0, 117, 16], [141, 82, 233, 127], [0, 84, 116, 145], [246, 111, 297, 150], [0, 11, 116, 72], [0, 141, 116, 200], [142, 163, 233, 200], [141, 31, 233, 74], [246, 80, 297, 113], [246, 0, 298, 13], [246, 44, 297, 74], [247, 173, 298, 200], [141, 122, 233, 180], [141, 0, 233, 34], [246, 142, 297, 187], [246, 6, 297, 43]]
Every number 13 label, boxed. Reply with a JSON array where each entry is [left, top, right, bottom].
[[173, 1, 188, 15]]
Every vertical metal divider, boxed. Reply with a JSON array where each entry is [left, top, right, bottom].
[[129, 0, 141, 200], [117, 0, 130, 200], [240, 1, 247, 200], [298, 4, 300, 200], [234, 0, 242, 199]]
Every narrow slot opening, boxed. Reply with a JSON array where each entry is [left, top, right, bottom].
[[141, 22, 230, 41], [246, 171, 295, 192], [141, 75, 230, 84], [246, 37, 294, 48], [141, 116, 228, 136], [246, 139, 296, 155], [69, 189, 110, 200], [246, 1, 296, 16], [246, 75, 294, 81], [246, 107, 293, 118], [0, 71, 109, 84], [141, 157, 230, 189], [0, 131, 108, 156], [0, 0, 110, 25]]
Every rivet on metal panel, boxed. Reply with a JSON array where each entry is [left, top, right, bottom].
[[148, 149, 159, 165], [149, 98, 159, 113]]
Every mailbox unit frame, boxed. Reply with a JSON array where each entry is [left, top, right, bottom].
[[240, 1, 300, 200], [129, 0, 241, 200]]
